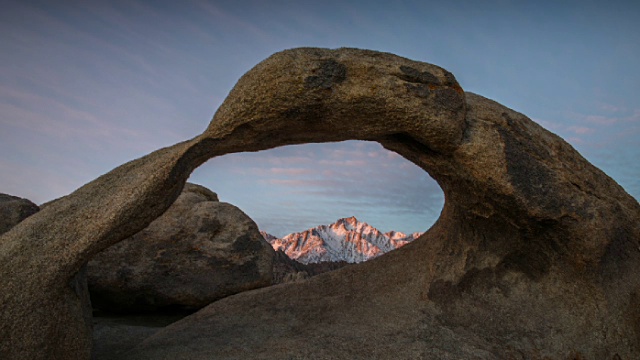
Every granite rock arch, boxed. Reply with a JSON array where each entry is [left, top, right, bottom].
[[1, 48, 639, 359]]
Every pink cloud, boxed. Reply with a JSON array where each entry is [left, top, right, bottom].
[[268, 179, 341, 188], [598, 103, 625, 113], [583, 115, 618, 125], [318, 159, 368, 167], [266, 156, 313, 166], [567, 126, 595, 135], [269, 167, 314, 176]]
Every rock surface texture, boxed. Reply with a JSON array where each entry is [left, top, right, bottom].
[[87, 183, 274, 313], [1, 48, 639, 359], [0, 193, 39, 235]]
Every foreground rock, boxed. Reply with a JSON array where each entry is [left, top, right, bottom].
[[91, 314, 183, 360], [1, 48, 639, 359], [88, 183, 274, 313], [0, 193, 39, 235]]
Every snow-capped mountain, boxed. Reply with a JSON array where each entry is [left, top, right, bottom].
[[262, 216, 422, 264], [259, 231, 278, 243]]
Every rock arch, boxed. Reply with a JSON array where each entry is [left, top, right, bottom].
[[1, 48, 639, 359]]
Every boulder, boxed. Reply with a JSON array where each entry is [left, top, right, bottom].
[[1, 48, 639, 360], [87, 183, 274, 313], [0, 193, 39, 235]]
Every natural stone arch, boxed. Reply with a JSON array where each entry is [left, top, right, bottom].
[[1, 48, 639, 359]]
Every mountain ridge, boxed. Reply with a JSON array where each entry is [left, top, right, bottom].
[[261, 216, 422, 264]]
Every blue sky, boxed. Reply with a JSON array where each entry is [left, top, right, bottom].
[[1, 0, 638, 237]]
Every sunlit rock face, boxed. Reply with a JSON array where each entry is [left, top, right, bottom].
[[1, 48, 639, 360]]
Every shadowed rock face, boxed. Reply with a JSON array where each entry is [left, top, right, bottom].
[[0, 193, 39, 235], [1, 48, 639, 359], [87, 183, 274, 313]]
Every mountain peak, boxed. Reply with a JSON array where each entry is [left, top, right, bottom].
[[333, 216, 363, 232], [264, 218, 422, 264], [334, 216, 359, 226], [342, 216, 358, 224]]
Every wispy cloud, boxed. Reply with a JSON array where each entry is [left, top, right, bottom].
[[269, 167, 315, 176], [192, 141, 444, 236], [0, 85, 125, 139], [582, 115, 619, 126], [192, 1, 276, 46], [598, 102, 626, 113], [533, 104, 639, 202], [567, 126, 595, 135]]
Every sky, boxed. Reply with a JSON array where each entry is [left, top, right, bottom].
[[1, 0, 638, 237]]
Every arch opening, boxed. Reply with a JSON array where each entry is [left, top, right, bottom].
[[189, 139, 444, 263]]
